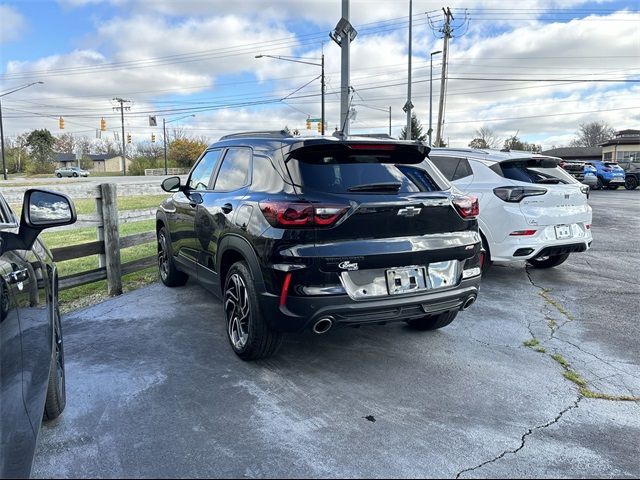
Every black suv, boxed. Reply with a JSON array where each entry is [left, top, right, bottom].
[[156, 132, 482, 360]]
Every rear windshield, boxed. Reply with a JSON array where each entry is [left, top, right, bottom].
[[287, 145, 441, 193], [491, 158, 575, 185]]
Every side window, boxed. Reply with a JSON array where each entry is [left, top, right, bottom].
[[188, 149, 221, 191], [0, 195, 15, 226], [431, 156, 473, 182], [251, 155, 283, 193], [213, 148, 252, 191]]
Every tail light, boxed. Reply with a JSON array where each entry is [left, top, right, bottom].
[[493, 186, 547, 203], [510, 230, 537, 236], [452, 195, 479, 219], [259, 201, 349, 228]]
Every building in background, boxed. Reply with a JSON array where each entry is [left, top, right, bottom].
[[541, 146, 602, 163], [600, 129, 640, 163]]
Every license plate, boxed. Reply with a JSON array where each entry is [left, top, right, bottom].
[[386, 266, 428, 295], [555, 225, 572, 240]]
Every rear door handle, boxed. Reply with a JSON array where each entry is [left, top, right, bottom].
[[221, 203, 233, 214], [8, 269, 28, 284]]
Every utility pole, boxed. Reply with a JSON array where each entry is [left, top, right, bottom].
[[112, 97, 130, 175], [429, 50, 442, 146], [331, 0, 357, 136], [163, 118, 168, 175], [404, 0, 413, 140], [435, 7, 453, 147], [389, 106, 392, 137]]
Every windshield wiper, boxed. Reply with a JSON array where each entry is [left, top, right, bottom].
[[348, 182, 402, 192]]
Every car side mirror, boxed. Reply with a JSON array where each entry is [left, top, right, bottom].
[[19, 190, 76, 251], [162, 176, 182, 192]]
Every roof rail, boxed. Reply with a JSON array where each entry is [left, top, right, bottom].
[[218, 130, 293, 140]]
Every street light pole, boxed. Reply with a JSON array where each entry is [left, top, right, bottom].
[[0, 81, 44, 180], [255, 54, 325, 135], [161, 114, 195, 175], [429, 50, 442, 146], [163, 118, 167, 175]]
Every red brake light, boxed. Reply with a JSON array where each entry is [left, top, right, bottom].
[[259, 201, 348, 228], [348, 144, 396, 150], [452, 195, 479, 219], [510, 230, 537, 236]]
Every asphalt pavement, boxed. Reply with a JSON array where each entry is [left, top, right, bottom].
[[32, 189, 640, 478]]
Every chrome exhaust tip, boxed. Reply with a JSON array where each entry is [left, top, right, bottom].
[[312, 318, 333, 334], [461, 296, 477, 311]]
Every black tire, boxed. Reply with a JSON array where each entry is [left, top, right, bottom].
[[595, 177, 604, 190], [406, 310, 458, 331], [526, 253, 570, 269], [56, 173, 62, 178], [157, 227, 188, 287], [44, 295, 65, 421], [625, 176, 638, 190], [223, 261, 282, 360], [72, 172, 78, 177], [480, 231, 493, 275]]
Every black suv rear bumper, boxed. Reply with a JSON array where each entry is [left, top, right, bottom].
[[258, 276, 481, 333]]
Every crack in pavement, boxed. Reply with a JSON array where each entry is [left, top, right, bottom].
[[551, 336, 640, 381], [455, 396, 582, 479]]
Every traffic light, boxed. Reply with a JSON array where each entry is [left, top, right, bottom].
[[127, 133, 132, 144], [306, 118, 311, 130], [317, 121, 322, 133], [58, 117, 65, 129], [151, 133, 156, 143], [100, 117, 107, 131]]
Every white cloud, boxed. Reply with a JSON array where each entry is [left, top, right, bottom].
[[2, 3, 638, 153], [0, 4, 27, 43]]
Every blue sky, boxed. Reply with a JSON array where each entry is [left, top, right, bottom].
[[1, 0, 639, 149]]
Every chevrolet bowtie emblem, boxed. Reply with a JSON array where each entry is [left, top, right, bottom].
[[397, 206, 422, 217]]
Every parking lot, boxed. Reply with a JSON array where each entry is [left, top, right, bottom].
[[32, 189, 639, 478]]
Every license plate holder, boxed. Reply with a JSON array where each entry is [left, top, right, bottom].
[[555, 225, 572, 240], [385, 266, 428, 295]]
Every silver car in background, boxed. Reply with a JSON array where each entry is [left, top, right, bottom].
[[54, 166, 90, 178]]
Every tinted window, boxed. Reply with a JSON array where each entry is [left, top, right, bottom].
[[430, 156, 473, 182], [251, 155, 283, 193], [188, 149, 221, 190], [396, 166, 440, 192], [0, 196, 14, 225], [214, 148, 251, 191], [492, 159, 569, 185], [289, 156, 426, 193]]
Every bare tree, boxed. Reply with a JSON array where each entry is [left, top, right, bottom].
[[468, 126, 500, 149], [55, 133, 75, 153], [94, 137, 119, 155], [569, 121, 616, 147]]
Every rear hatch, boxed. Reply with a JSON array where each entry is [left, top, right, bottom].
[[494, 158, 590, 226], [284, 142, 479, 272]]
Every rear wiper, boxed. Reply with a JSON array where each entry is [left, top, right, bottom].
[[348, 182, 402, 192]]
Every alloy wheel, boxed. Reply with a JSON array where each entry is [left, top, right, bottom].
[[53, 305, 65, 398], [224, 273, 250, 350], [157, 233, 169, 281]]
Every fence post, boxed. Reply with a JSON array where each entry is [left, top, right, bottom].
[[95, 186, 106, 269], [100, 183, 122, 296]]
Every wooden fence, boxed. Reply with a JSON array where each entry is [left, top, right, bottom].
[[50, 183, 157, 295]]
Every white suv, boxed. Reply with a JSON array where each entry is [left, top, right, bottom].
[[428, 148, 593, 270]]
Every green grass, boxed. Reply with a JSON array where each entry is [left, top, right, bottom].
[[563, 370, 588, 387], [551, 353, 570, 369], [523, 338, 540, 348], [42, 219, 155, 248]]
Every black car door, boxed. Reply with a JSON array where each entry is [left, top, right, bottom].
[[13, 243, 51, 441], [0, 208, 36, 478], [170, 149, 222, 275], [196, 147, 252, 293]]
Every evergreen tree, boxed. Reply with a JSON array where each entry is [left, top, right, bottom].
[[400, 113, 427, 141]]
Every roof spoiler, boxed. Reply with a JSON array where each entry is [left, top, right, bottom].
[[219, 130, 293, 140]]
